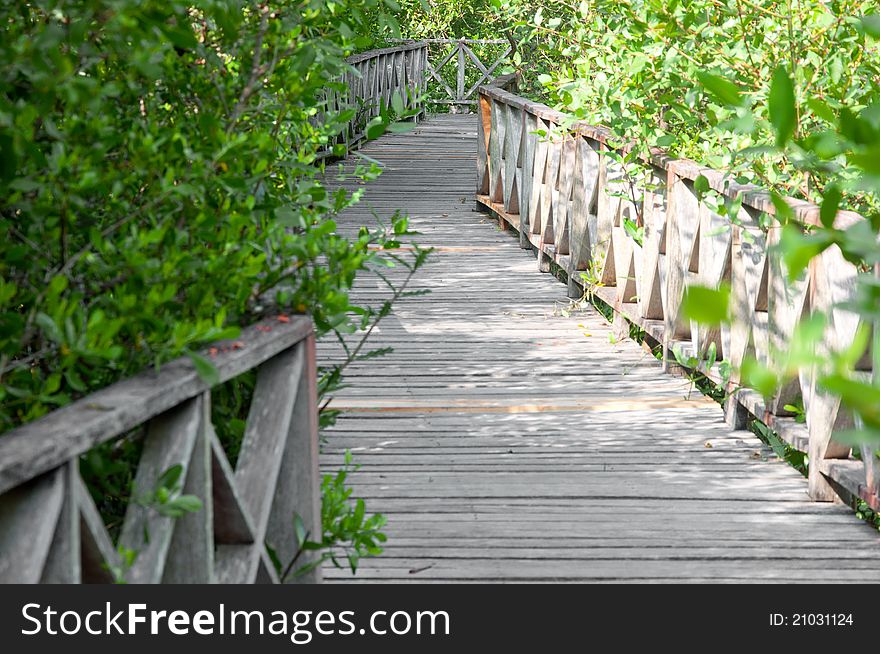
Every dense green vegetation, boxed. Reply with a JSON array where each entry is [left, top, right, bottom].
[[0, 0, 422, 577], [499, 1, 880, 210], [1, 0, 399, 430]]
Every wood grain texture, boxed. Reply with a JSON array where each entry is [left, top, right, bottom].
[[319, 113, 880, 583], [0, 317, 312, 496]]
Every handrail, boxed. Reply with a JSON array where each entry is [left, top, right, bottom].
[[392, 38, 511, 107], [476, 75, 879, 509], [317, 42, 429, 155], [0, 316, 321, 583]]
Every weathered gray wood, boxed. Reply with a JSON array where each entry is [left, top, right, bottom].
[[414, 39, 512, 107], [567, 136, 600, 297], [118, 395, 204, 584], [456, 43, 465, 103], [318, 43, 428, 156], [162, 392, 214, 583], [218, 344, 305, 583], [40, 462, 80, 583], [266, 335, 323, 584], [0, 467, 65, 582], [0, 317, 312, 496]]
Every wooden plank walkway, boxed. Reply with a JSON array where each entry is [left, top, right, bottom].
[[318, 114, 880, 583]]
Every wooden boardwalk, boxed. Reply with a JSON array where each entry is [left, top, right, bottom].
[[318, 114, 880, 583]]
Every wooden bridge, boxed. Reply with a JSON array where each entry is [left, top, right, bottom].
[[1, 42, 878, 584], [318, 113, 880, 583], [318, 43, 880, 582]]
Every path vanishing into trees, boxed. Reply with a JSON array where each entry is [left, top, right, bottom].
[[317, 114, 880, 583]]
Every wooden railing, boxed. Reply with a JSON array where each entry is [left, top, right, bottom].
[[318, 42, 428, 154], [477, 75, 879, 509], [0, 317, 321, 583], [393, 38, 511, 109]]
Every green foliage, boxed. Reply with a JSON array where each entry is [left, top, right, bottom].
[[377, 1, 512, 111], [854, 498, 880, 532], [672, 341, 732, 403], [751, 421, 808, 477], [273, 450, 388, 581], [137, 464, 205, 519], [684, 11, 880, 450], [768, 66, 796, 147], [1, 0, 425, 575], [680, 284, 730, 327], [497, 0, 880, 212], [109, 463, 204, 583], [392, 0, 503, 40], [0, 0, 405, 430]]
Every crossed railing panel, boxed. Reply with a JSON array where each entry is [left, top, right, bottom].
[[393, 39, 512, 110], [0, 317, 320, 583]]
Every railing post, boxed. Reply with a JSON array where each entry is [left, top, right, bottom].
[[276, 334, 322, 584], [868, 262, 880, 505], [456, 41, 465, 105]]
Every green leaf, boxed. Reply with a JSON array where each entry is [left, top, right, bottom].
[[821, 374, 880, 429], [768, 66, 796, 146], [157, 464, 184, 491], [806, 97, 835, 123], [390, 91, 404, 116], [681, 284, 730, 326], [388, 122, 415, 134], [187, 350, 219, 386], [784, 312, 826, 371], [777, 224, 834, 281], [365, 119, 387, 140], [622, 218, 644, 246], [770, 192, 794, 224], [819, 185, 841, 228], [265, 543, 283, 577], [697, 72, 744, 107], [741, 357, 779, 399], [35, 312, 63, 344], [293, 513, 308, 548], [860, 14, 880, 39], [705, 342, 717, 370], [353, 498, 366, 527], [693, 174, 710, 201], [167, 495, 203, 514]]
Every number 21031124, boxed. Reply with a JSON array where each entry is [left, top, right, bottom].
[[770, 613, 853, 627]]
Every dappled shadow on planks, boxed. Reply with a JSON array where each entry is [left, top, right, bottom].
[[317, 114, 880, 583]]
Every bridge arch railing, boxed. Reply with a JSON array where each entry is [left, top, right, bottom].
[[0, 316, 321, 583], [477, 75, 879, 509], [316, 42, 429, 155], [392, 38, 511, 111]]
